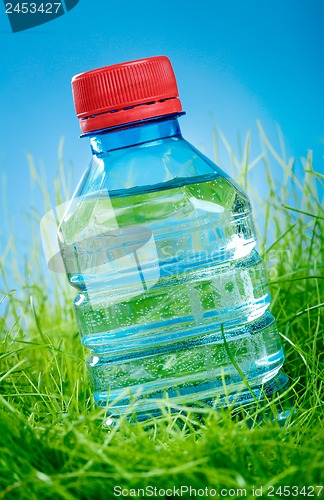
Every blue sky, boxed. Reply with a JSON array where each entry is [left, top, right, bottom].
[[0, 0, 323, 253]]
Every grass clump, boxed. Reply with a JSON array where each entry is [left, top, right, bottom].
[[0, 125, 323, 499]]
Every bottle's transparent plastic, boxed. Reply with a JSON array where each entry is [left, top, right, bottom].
[[58, 114, 287, 417]]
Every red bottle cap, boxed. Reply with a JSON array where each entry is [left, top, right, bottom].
[[71, 56, 182, 134]]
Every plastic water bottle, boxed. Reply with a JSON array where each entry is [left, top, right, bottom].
[[59, 56, 287, 418]]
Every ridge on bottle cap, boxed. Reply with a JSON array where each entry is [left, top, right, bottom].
[[71, 56, 182, 134]]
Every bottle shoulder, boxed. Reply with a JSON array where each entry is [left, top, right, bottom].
[[60, 136, 252, 233], [75, 136, 249, 199]]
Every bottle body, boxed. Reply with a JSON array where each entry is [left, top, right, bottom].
[[59, 116, 286, 416]]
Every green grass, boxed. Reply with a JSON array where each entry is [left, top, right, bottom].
[[1, 124, 323, 499]]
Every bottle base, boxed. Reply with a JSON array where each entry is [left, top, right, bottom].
[[95, 370, 293, 424]]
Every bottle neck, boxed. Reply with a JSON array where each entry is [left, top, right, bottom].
[[88, 115, 183, 155]]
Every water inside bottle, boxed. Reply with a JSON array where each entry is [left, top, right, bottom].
[[59, 173, 286, 415]]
